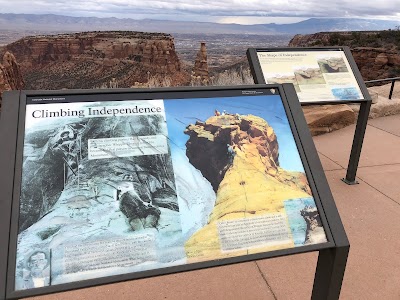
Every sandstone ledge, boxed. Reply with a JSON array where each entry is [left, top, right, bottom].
[[350, 96, 400, 119], [303, 104, 356, 136]]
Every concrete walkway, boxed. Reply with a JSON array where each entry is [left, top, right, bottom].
[[26, 115, 400, 300]]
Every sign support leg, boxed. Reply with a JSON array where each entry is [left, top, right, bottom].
[[311, 246, 350, 300], [342, 101, 371, 185], [0, 92, 21, 300]]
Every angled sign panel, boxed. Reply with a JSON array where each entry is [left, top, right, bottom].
[[247, 47, 370, 104], [0, 85, 345, 299]]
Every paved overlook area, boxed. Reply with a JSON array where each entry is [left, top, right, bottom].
[[24, 111, 400, 300]]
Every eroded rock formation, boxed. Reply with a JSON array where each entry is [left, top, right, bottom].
[[0, 51, 24, 110], [1, 31, 189, 89], [184, 114, 315, 259], [351, 48, 400, 81], [191, 42, 209, 85]]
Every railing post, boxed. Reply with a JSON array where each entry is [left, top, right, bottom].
[[365, 77, 400, 100], [389, 80, 395, 99]]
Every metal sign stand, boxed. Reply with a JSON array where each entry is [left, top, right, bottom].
[[282, 84, 350, 300], [247, 47, 372, 185], [0, 91, 20, 300], [342, 100, 372, 184]]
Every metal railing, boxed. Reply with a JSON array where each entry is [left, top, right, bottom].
[[365, 77, 400, 100]]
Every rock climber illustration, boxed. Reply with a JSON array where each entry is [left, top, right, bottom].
[[227, 143, 236, 165]]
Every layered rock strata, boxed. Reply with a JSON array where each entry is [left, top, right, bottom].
[[1, 31, 188, 89]]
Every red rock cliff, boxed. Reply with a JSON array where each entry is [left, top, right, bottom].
[[1, 31, 188, 89], [0, 51, 24, 110]]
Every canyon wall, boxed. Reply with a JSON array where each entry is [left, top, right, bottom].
[[0, 51, 24, 110], [1, 31, 189, 89]]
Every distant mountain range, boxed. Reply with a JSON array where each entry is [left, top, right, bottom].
[[1, 13, 400, 35]]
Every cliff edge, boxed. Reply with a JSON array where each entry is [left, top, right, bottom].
[[1, 31, 189, 89]]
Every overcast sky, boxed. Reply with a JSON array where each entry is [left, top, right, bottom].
[[0, 0, 399, 24]]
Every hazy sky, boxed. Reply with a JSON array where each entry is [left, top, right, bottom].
[[0, 0, 399, 24]]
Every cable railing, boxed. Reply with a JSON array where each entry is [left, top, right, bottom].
[[365, 77, 400, 100]]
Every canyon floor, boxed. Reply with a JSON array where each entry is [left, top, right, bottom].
[[22, 112, 400, 299]]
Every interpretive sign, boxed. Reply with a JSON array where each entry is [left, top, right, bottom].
[[247, 47, 369, 104], [0, 85, 348, 299], [247, 47, 372, 185]]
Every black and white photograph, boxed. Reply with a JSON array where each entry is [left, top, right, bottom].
[[15, 99, 186, 289]]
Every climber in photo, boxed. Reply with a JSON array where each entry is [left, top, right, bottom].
[[227, 143, 236, 165]]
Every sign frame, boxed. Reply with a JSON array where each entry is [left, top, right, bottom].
[[0, 85, 349, 300], [247, 46, 373, 184]]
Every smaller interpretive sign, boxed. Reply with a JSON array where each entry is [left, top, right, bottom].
[[247, 47, 367, 103]]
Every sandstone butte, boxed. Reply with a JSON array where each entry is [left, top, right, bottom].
[[0, 51, 24, 111], [183, 113, 312, 261], [0, 31, 189, 89]]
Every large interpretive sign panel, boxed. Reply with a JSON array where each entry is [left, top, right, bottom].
[[0, 85, 342, 299], [247, 47, 368, 104]]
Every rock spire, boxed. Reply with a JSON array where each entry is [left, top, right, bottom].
[[191, 42, 209, 85]]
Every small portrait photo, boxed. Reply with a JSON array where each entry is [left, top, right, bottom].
[[294, 66, 326, 85], [317, 56, 349, 73], [265, 73, 301, 92], [331, 87, 361, 100], [16, 250, 51, 290]]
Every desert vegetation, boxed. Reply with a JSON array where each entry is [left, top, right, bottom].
[[308, 30, 400, 50]]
